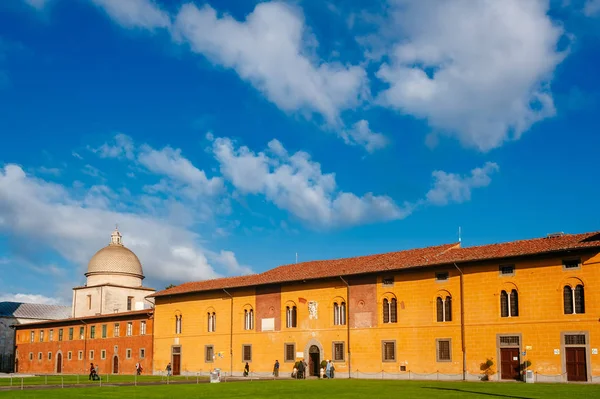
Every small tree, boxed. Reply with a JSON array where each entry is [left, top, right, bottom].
[[480, 358, 494, 381]]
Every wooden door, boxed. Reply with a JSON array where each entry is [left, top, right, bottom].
[[500, 348, 520, 380], [172, 354, 181, 376], [113, 356, 119, 374], [56, 353, 62, 373], [566, 347, 587, 382]]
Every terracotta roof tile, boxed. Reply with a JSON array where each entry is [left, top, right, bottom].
[[151, 231, 600, 298]]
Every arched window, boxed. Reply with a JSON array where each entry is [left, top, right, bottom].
[[286, 306, 297, 328], [436, 296, 452, 322], [383, 297, 397, 324], [333, 302, 346, 326], [244, 309, 254, 330], [564, 285, 585, 314], [175, 315, 182, 334], [500, 290, 518, 317], [207, 312, 216, 332]]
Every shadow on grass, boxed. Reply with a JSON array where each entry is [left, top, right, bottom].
[[423, 386, 534, 399]]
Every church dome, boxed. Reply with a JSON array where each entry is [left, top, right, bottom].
[[86, 228, 144, 279]]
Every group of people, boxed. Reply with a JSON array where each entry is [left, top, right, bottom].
[[292, 359, 307, 379], [320, 360, 335, 379], [88, 363, 100, 381]]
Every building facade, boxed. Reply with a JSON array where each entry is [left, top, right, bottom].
[[0, 302, 71, 373], [150, 231, 600, 383], [13, 228, 156, 375]]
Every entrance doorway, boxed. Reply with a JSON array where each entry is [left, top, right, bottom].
[[172, 346, 181, 376], [500, 348, 520, 380], [112, 355, 119, 374], [56, 353, 62, 374], [566, 347, 587, 381], [308, 345, 320, 377]]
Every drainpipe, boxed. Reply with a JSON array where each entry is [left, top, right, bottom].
[[339, 276, 351, 378], [223, 289, 234, 378], [453, 263, 466, 381]]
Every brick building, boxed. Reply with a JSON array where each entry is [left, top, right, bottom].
[[13, 228, 155, 375], [150, 230, 600, 383]]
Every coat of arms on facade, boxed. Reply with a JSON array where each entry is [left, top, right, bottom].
[[308, 301, 318, 319]]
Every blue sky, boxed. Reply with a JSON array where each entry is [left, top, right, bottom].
[[0, 0, 599, 305]]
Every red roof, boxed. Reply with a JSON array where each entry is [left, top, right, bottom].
[[151, 231, 600, 298], [12, 309, 153, 329]]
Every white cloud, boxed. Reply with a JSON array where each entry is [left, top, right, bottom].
[[23, 0, 50, 10], [211, 136, 410, 228], [376, 0, 566, 151], [173, 2, 368, 125], [0, 164, 246, 285], [92, 133, 134, 159], [584, 0, 600, 16], [90, 0, 170, 29], [0, 293, 64, 305], [426, 162, 499, 206], [339, 119, 388, 153]]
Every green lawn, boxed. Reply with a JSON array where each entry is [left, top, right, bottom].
[[1, 379, 599, 398], [0, 374, 202, 387]]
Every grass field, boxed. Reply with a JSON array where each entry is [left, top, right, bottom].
[[1, 379, 599, 398], [0, 374, 202, 387]]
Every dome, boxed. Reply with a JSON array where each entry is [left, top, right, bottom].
[[86, 228, 144, 279]]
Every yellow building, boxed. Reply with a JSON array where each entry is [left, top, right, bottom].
[[150, 231, 600, 382]]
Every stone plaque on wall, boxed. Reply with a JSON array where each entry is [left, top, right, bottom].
[[354, 312, 372, 328], [261, 318, 275, 332]]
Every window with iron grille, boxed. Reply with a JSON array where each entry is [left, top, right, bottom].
[[436, 296, 452, 322], [499, 336, 520, 346], [242, 345, 252, 362], [382, 277, 394, 286], [333, 342, 345, 362], [205, 345, 214, 363], [563, 259, 581, 270], [383, 298, 398, 323], [565, 334, 586, 345], [499, 265, 515, 276], [284, 343, 295, 362], [564, 285, 585, 314], [436, 339, 451, 362], [382, 341, 396, 362], [500, 290, 519, 317]]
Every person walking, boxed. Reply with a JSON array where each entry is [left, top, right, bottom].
[[244, 362, 250, 377], [166, 362, 172, 377], [88, 363, 95, 380], [273, 360, 280, 377]]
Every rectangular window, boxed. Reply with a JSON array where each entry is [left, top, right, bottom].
[[114, 323, 120, 337], [563, 259, 581, 270], [78, 351, 83, 360], [49, 329, 54, 342], [79, 327, 84, 340], [67, 351, 72, 361], [101, 350, 106, 360], [140, 348, 145, 359], [38, 352, 42, 361], [90, 326, 96, 339], [69, 327, 73, 341], [284, 343, 295, 362], [499, 335, 520, 346], [48, 352, 52, 360], [382, 276, 394, 286], [29, 352, 33, 361], [242, 345, 252, 362], [382, 340, 396, 362], [89, 350, 94, 360], [127, 296, 134, 311], [58, 329, 63, 341], [127, 322, 133, 336], [102, 324, 107, 338], [87, 295, 92, 310], [126, 349, 132, 359], [205, 345, 214, 363], [140, 321, 147, 335], [39, 330, 44, 342], [565, 334, 586, 345], [499, 264, 515, 276], [333, 342, 345, 362], [436, 339, 451, 362], [436, 272, 449, 281], [30, 331, 34, 343]]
